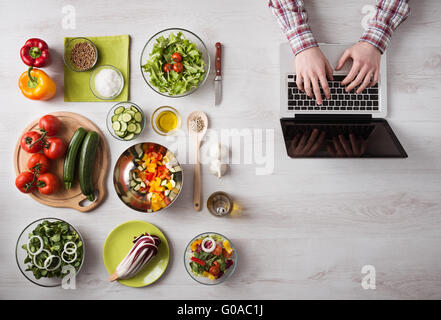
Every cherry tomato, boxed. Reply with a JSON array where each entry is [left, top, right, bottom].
[[163, 63, 173, 73], [43, 137, 67, 160], [21, 131, 44, 153], [171, 52, 182, 62], [209, 261, 220, 276], [39, 115, 60, 136], [173, 62, 183, 73], [212, 245, 223, 256], [15, 171, 36, 193], [27, 153, 50, 174], [37, 173, 60, 195]]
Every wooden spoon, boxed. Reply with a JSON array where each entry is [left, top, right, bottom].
[[187, 111, 208, 211]]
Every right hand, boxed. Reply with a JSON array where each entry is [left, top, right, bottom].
[[295, 47, 333, 105]]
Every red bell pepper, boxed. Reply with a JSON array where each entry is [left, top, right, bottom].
[[191, 257, 206, 266], [20, 38, 50, 67]]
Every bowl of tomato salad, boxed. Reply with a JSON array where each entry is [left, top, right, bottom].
[[184, 232, 237, 285], [113, 142, 183, 213]]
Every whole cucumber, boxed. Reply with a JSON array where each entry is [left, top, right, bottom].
[[78, 131, 100, 201], [63, 127, 87, 189]]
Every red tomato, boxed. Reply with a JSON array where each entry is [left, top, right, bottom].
[[43, 137, 66, 159], [27, 153, 50, 174], [163, 63, 173, 73], [173, 62, 183, 73], [209, 261, 220, 276], [37, 173, 60, 195], [15, 171, 36, 193], [39, 115, 60, 136], [212, 245, 223, 256], [20, 131, 44, 153], [171, 52, 182, 62]]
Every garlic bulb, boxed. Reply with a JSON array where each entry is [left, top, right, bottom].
[[209, 160, 228, 179], [208, 143, 229, 178]]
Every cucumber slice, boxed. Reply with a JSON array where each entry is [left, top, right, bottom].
[[125, 110, 136, 117], [170, 180, 176, 188], [115, 131, 126, 137], [134, 184, 141, 191], [112, 115, 119, 122], [124, 133, 135, 140], [130, 106, 139, 112], [121, 113, 132, 122], [114, 106, 125, 114], [164, 190, 170, 197], [134, 112, 143, 122], [134, 123, 142, 134], [161, 180, 167, 186], [112, 121, 121, 131], [127, 123, 137, 133], [120, 121, 127, 132]]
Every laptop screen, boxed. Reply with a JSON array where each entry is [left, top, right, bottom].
[[280, 117, 407, 158]]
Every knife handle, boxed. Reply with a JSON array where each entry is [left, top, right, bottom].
[[215, 42, 222, 77]]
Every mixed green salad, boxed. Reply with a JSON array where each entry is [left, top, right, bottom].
[[22, 220, 83, 279], [188, 234, 234, 281], [142, 32, 206, 96]]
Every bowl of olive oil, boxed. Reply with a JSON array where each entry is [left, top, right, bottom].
[[151, 106, 181, 136]]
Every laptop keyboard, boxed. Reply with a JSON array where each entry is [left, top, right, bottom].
[[287, 74, 380, 112]]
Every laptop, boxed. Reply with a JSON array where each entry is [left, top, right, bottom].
[[280, 43, 407, 158]]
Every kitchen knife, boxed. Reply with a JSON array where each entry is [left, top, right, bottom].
[[214, 42, 222, 106]]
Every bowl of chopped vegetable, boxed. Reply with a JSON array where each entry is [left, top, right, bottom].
[[107, 102, 146, 141], [15, 218, 85, 287], [113, 142, 183, 213], [140, 28, 210, 97], [184, 232, 237, 285]]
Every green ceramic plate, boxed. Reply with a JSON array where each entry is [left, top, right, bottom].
[[103, 220, 169, 287]]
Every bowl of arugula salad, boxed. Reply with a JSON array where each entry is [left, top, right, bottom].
[[140, 28, 210, 97], [184, 232, 237, 285]]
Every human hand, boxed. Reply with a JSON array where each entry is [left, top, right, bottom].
[[295, 47, 334, 105], [288, 128, 326, 157], [336, 42, 381, 94], [327, 133, 366, 157]]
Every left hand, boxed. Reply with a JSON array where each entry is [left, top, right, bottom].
[[336, 42, 381, 94]]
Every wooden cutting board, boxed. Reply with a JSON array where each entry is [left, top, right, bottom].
[[14, 112, 109, 212]]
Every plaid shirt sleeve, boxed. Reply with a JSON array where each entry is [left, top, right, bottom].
[[360, 0, 410, 53], [268, 0, 318, 55]]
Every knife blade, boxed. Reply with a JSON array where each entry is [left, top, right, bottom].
[[214, 42, 222, 106]]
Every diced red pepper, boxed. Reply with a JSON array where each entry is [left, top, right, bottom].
[[191, 257, 206, 266]]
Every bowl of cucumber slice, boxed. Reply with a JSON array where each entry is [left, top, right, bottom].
[[107, 102, 145, 141]]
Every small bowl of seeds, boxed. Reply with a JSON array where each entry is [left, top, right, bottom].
[[64, 37, 98, 72]]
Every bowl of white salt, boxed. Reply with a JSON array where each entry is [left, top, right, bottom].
[[89, 65, 124, 100]]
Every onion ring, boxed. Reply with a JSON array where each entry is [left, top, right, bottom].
[[33, 249, 51, 270], [63, 241, 77, 255], [44, 255, 61, 271], [201, 237, 216, 253], [27, 235, 44, 256], [61, 250, 77, 264]]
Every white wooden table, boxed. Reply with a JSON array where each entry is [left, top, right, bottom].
[[1, 0, 441, 300]]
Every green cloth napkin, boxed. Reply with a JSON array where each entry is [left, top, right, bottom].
[[64, 35, 130, 102]]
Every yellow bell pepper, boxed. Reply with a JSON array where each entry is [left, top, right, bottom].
[[191, 239, 202, 251], [18, 67, 56, 100], [203, 271, 215, 280], [224, 240, 233, 254]]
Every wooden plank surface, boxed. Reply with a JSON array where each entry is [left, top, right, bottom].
[[0, 0, 440, 299]]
